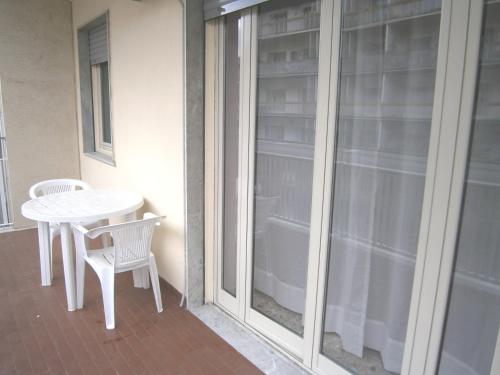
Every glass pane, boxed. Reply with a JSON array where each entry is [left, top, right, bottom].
[[320, 1, 441, 373], [222, 13, 241, 297], [251, 0, 321, 337], [100, 62, 111, 145], [438, 2, 500, 375]]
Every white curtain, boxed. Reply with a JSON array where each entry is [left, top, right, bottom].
[[320, 1, 439, 371], [249, 0, 499, 374], [323, 146, 424, 373]]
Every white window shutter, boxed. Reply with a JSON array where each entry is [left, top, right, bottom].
[[89, 23, 108, 65]]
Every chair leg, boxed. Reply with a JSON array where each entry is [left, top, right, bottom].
[[49, 229, 56, 281], [149, 256, 163, 313], [142, 267, 150, 289], [100, 270, 115, 329], [132, 269, 144, 288], [76, 253, 85, 309]]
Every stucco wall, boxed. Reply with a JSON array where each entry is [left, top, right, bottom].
[[72, 0, 185, 292], [0, 0, 80, 228]]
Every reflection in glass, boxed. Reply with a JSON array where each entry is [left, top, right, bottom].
[[251, 0, 321, 336], [100, 62, 111, 145], [222, 13, 241, 297], [321, 1, 441, 373], [438, 2, 500, 375]]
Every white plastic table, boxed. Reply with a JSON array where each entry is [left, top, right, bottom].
[[21, 188, 144, 311]]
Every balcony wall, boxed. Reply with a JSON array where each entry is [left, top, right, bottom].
[[0, 0, 80, 228], [71, 0, 185, 293]]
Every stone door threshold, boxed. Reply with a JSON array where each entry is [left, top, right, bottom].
[[191, 304, 310, 375]]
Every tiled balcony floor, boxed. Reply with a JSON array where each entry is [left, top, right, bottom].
[[0, 228, 262, 375]]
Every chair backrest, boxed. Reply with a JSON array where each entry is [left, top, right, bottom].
[[85, 213, 163, 270], [29, 179, 91, 199]]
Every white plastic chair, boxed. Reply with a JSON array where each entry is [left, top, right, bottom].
[[29, 178, 91, 199], [72, 213, 164, 329], [29, 179, 99, 280]]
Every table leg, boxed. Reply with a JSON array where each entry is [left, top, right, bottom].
[[37, 221, 51, 286], [60, 223, 76, 311], [125, 211, 147, 289]]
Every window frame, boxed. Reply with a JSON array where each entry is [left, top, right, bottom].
[[419, 1, 493, 374], [77, 12, 115, 166], [91, 62, 112, 157]]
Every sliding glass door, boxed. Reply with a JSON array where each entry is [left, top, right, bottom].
[[317, 1, 442, 373], [215, 11, 244, 314], [438, 2, 500, 374], [249, 0, 320, 336], [208, 0, 499, 373], [222, 12, 240, 298], [215, 2, 333, 341], [244, 0, 334, 356]]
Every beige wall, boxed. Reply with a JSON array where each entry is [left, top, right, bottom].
[[0, 0, 80, 228], [72, 0, 185, 292]]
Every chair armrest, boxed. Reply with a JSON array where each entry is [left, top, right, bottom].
[[72, 224, 90, 258], [73, 222, 112, 240], [143, 212, 166, 226], [72, 224, 89, 235], [85, 224, 115, 240]]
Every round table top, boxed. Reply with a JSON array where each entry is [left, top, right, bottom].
[[21, 188, 144, 223]]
